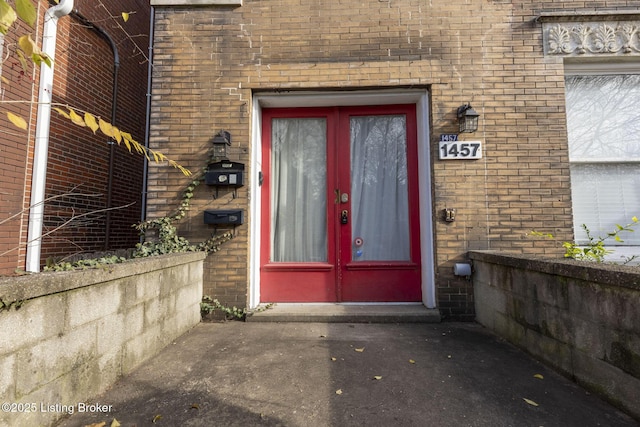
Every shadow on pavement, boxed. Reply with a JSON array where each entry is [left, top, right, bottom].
[[56, 322, 637, 427]]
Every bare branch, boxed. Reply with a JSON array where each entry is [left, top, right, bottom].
[[97, 1, 149, 64], [0, 190, 103, 226], [0, 201, 135, 258]]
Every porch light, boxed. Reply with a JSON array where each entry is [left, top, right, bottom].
[[456, 104, 480, 133], [212, 130, 231, 159]]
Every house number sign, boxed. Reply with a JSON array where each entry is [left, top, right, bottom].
[[438, 139, 482, 160]]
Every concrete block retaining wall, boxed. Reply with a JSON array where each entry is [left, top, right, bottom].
[[0, 252, 206, 427], [470, 250, 640, 421]]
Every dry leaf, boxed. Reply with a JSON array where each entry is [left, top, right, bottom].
[[373, 375, 382, 380], [7, 112, 27, 130], [152, 414, 163, 423], [112, 126, 123, 144], [15, 0, 37, 27], [354, 347, 365, 353], [121, 12, 130, 22], [53, 107, 71, 120], [18, 34, 36, 56], [191, 403, 200, 410], [409, 359, 416, 364], [0, 1, 17, 35], [533, 374, 544, 380], [523, 398, 539, 407], [110, 419, 121, 427], [335, 389, 343, 395], [68, 108, 86, 127], [99, 118, 114, 138], [84, 112, 99, 133], [331, 357, 337, 361]]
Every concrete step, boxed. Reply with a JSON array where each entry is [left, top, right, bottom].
[[246, 303, 441, 323]]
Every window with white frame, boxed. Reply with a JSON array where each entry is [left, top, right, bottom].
[[565, 63, 640, 246]]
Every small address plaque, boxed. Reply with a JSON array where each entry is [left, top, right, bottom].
[[438, 140, 482, 160]]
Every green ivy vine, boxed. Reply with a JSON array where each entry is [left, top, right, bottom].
[[200, 295, 246, 320], [45, 154, 234, 270], [133, 166, 233, 257], [530, 216, 639, 264]]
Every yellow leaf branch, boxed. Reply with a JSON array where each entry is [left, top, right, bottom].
[[5, 105, 191, 176]]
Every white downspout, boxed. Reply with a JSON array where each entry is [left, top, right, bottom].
[[26, 0, 74, 272]]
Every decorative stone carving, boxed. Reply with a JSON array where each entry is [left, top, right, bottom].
[[543, 21, 640, 56]]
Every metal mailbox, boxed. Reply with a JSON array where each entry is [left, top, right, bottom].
[[204, 209, 244, 225], [205, 161, 245, 187]]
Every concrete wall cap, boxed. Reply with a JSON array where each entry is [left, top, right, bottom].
[[469, 250, 640, 291], [0, 252, 206, 304]]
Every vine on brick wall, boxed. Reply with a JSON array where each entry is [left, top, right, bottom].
[[133, 159, 234, 257]]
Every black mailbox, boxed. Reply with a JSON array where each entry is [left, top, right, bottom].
[[204, 209, 244, 225], [205, 161, 244, 187]]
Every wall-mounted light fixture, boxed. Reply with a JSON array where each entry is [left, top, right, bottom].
[[456, 104, 480, 133], [212, 130, 231, 159]]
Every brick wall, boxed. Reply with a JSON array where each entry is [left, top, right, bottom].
[[40, 0, 150, 263], [0, 0, 150, 274], [148, 1, 638, 318], [0, 14, 39, 275]]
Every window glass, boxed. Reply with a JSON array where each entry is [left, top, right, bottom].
[[566, 75, 640, 161], [565, 74, 640, 245]]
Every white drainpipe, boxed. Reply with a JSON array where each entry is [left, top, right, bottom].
[[26, 0, 74, 272]]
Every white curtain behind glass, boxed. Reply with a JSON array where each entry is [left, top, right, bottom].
[[350, 115, 410, 261], [271, 118, 327, 262], [565, 74, 640, 245]]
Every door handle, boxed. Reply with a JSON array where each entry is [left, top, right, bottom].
[[341, 210, 349, 225]]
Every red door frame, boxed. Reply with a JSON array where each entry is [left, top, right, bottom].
[[260, 105, 421, 302]]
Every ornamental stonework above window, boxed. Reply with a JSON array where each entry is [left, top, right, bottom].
[[539, 11, 640, 57]]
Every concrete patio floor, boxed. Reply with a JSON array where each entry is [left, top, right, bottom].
[[56, 321, 637, 427]]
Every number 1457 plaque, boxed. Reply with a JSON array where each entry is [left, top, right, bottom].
[[438, 141, 482, 160]]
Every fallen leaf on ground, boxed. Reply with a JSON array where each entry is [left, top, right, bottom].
[[409, 359, 416, 364], [373, 376, 382, 380], [331, 357, 337, 361], [523, 398, 539, 407], [335, 389, 343, 395], [533, 374, 544, 380], [191, 403, 200, 410], [152, 414, 163, 423], [354, 347, 365, 352], [110, 420, 121, 427]]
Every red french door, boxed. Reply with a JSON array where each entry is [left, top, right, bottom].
[[260, 105, 421, 302]]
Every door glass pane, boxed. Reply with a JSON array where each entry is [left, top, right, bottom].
[[350, 115, 410, 261], [271, 118, 327, 262]]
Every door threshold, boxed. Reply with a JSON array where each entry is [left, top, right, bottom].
[[246, 303, 441, 323]]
